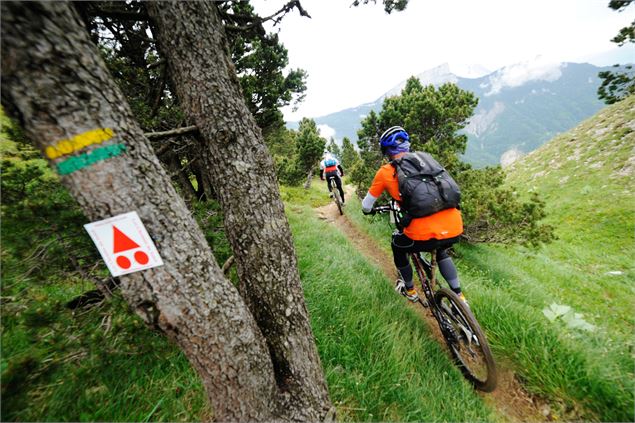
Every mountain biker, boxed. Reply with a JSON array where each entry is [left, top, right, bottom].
[[361, 126, 467, 303], [320, 152, 345, 205]]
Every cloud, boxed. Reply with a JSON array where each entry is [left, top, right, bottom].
[[484, 57, 564, 96], [317, 124, 336, 139]]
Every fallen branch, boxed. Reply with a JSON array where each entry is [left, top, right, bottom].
[[144, 125, 198, 140], [222, 255, 235, 275]]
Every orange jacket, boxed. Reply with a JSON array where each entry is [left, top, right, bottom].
[[368, 163, 463, 241]]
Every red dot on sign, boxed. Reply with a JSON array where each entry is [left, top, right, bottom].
[[116, 255, 131, 269], [135, 251, 149, 265]]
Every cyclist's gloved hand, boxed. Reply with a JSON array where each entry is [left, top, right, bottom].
[[362, 209, 376, 216]]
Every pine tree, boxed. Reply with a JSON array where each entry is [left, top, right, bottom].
[[340, 137, 360, 171], [295, 118, 326, 189], [327, 137, 341, 157], [598, 0, 635, 104]]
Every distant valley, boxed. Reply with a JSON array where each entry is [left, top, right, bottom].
[[288, 60, 626, 167]]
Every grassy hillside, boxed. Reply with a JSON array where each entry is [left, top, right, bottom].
[[497, 95, 634, 339], [342, 96, 635, 421], [462, 95, 635, 420], [506, 94, 634, 267]]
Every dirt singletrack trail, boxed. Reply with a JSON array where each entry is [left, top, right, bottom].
[[315, 187, 550, 422]]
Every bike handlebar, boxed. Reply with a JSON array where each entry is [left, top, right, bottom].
[[372, 204, 393, 214]]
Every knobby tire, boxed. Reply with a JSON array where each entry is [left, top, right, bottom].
[[331, 179, 343, 215], [434, 288, 497, 392]]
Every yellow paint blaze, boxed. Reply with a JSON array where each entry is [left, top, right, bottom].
[[45, 128, 114, 159]]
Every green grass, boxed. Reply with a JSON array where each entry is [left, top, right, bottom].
[[287, 205, 497, 422], [2, 176, 495, 422], [344, 196, 634, 421], [459, 245, 634, 421], [279, 180, 332, 208], [1, 277, 207, 421]]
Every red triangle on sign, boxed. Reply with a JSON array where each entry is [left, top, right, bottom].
[[113, 225, 140, 253]]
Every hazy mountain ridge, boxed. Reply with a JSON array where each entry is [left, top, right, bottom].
[[289, 61, 626, 167], [465, 62, 611, 166]]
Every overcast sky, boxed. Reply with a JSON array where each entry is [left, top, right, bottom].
[[251, 0, 635, 122]]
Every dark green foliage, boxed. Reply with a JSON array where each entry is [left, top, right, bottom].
[[351, 80, 554, 246], [101, 47, 183, 132], [191, 200, 232, 266], [598, 65, 635, 104], [598, 0, 635, 104], [351, 0, 409, 14], [379, 78, 477, 172], [77, 2, 180, 133], [326, 137, 341, 157], [340, 136, 360, 171], [80, 1, 307, 135], [264, 124, 304, 185], [229, 30, 307, 133], [294, 118, 326, 185], [77, 1, 309, 203], [350, 110, 385, 197], [457, 167, 556, 246], [216, 1, 308, 135], [0, 137, 100, 283], [264, 124, 296, 159], [608, 0, 634, 45]]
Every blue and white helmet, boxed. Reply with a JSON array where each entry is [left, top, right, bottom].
[[379, 126, 410, 156]]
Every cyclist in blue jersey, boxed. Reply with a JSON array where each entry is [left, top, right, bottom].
[[320, 152, 345, 205]]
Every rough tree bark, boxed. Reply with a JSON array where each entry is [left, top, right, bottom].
[[304, 170, 314, 189], [146, 2, 333, 420], [1, 2, 288, 420]]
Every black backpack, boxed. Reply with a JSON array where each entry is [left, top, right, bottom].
[[391, 152, 461, 221]]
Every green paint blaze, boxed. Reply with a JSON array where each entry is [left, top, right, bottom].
[[57, 143, 126, 175]]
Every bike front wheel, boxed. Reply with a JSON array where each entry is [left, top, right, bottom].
[[434, 288, 497, 392]]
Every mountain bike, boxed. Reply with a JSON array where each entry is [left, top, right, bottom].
[[372, 201, 497, 392], [329, 177, 344, 215]]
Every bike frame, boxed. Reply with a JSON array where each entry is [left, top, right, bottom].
[[411, 252, 464, 343], [375, 201, 463, 343]]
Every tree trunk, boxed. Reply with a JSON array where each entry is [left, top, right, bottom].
[[304, 170, 314, 189], [146, 2, 332, 420], [1, 2, 282, 420], [165, 149, 197, 205]]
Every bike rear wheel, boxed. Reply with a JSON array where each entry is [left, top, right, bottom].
[[434, 288, 497, 392], [331, 180, 343, 215]]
